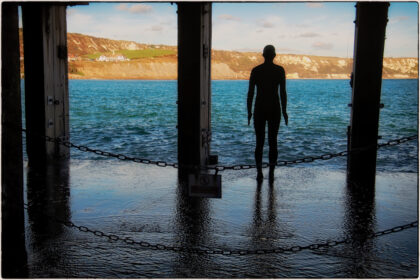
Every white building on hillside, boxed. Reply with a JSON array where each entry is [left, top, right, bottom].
[[97, 55, 129, 62]]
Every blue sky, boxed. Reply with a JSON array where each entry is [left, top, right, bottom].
[[66, 2, 418, 58]]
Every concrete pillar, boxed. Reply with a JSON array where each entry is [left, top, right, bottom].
[[177, 2, 212, 180], [22, 4, 70, 165], [347, 2, 389, 188], [1, 3, 28, 277]]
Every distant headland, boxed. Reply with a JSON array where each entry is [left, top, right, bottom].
[[19, 31, 418, 80]]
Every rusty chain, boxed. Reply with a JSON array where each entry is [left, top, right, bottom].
[[21, 129, 417, 171], [23, 202, 418, 256]]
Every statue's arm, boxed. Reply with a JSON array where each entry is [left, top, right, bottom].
[[247, 70, 256, 125]]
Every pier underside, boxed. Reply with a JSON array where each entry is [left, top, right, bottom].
[[2, 2, 417, 278]]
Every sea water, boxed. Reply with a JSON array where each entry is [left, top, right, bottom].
[[65, 79, 418, 172]]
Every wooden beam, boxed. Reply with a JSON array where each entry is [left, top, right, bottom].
[[347, 2, 389, 188], [177, 2, 212, 180], [1, 2, 28, 277], [22, 3, 70, 165]]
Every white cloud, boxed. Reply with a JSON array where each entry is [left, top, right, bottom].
[[116, 3, 153, 14], [149, 25, 163, 32], [312, 41, 333, 50], [306, 3, 324, 8], [261, 21, 275, 28], [130, 4, 153, 14], [213, 11, 346, 56], [67, 7, 177, 46], [218, 14, 241, 21], [115, 4, 127, 11], [67, 10, 95, 32], [257, 15, 283, 29], [389, 16, 410, 24], [295, 23, 310, 28], [299, 32, 321, 38]]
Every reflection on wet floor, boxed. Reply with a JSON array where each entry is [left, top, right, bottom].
[[23, 160, 418, 278], [25, 161, 71, 275], [341, 182, 376, 277]]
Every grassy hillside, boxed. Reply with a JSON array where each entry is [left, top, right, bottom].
[[18, 30, 418, 80], [120, 49, 176, 59]]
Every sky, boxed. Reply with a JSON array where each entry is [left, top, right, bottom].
[[66, 2, 418, 58]]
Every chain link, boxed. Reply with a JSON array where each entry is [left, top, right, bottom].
[[377, 135, 418, 148], [26, 201, 417, 255], [20, 128, 418, 255], [206, 135, 416, 171], [52, 216, 418, 255], [23, 199, 418, 255], [40, 132, 180, 169], [21, 129, 417, 171]]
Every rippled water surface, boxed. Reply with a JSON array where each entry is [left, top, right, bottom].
[[67, 79, 418, 171]]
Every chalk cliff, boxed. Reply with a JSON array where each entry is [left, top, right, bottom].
[[20, 31, 418, 80]]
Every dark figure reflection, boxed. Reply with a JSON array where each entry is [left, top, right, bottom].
[[26, 160, 71, 273], [172, 183, 213, 277], [247, 181, 282, 276], [342, 181, 376, 277], [247, 45, 288, 182], [251, 181, 278, 241]]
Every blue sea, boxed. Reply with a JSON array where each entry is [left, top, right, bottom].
[[63, 79, 418, 172]]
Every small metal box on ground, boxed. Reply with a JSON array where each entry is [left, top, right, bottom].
[[188, 173, 222, 198]]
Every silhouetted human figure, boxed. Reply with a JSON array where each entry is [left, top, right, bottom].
[[247, 45, 288, 182]]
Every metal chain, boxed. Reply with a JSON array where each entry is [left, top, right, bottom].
[[21, 129, 417, 171], [377, 134, 418, 148], [207, 134, 418, 172], [27, 205, 416, 256], [22, 128, 179, 169], [20, 129, 418, 255]]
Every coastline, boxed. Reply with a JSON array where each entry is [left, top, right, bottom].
[[67, 76, 418, 80], [64, 56, 418, 81]]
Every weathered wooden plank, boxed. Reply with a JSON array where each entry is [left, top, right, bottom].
[[200, 3, 212, 164], [1, 2, 28, 277], [177, 3, 212, 180], [347, 2, 389, 188], [22, 4, 69, 164]]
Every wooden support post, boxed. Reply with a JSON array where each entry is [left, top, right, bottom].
[[347, 2, 389, 188], [177, 2, 212, 180], [1, 3, 28, 277], [22, 3, 70, 165]]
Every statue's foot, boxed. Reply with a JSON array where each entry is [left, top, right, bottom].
[[256, 170, 263, 182], [269, 167, 275, 182]]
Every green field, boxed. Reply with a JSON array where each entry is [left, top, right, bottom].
[[83, 53, 102, 60], [119, 49, 176, 59], [83, 48, 176, 60]]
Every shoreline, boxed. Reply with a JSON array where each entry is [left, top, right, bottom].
[[67, 77, 418, 81], [67, 75, 418, 81]]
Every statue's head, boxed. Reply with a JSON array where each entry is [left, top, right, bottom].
[[263, 45, 276, 61]]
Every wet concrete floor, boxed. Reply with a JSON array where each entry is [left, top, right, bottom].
[[24, 160, 418, 278]]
